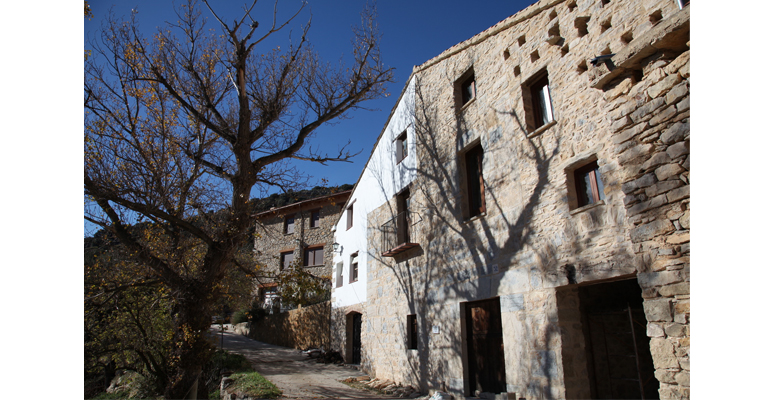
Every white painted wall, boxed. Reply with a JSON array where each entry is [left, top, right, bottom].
[[331, 77, 416, 308]]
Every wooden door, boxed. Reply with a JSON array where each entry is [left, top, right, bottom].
[[351, 313, 362, 364], [466, 297, 506, 394]]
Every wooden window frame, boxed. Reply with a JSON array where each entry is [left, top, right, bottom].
[[346, 204, 354, 230], [309, 209, 321, 229], [303, 245, 325, 267], [280, 250, 294, 270], [574, 160, 605, 207], [464, 144, 486, 218], [523, 70, 555, 132], [455, 67, 477, 111], [396, 130, 408, 163], [349, 252, 359, 283], [284, 214, 296, 235]]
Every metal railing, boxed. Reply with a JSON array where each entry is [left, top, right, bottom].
[[380, 211, 418, 256]]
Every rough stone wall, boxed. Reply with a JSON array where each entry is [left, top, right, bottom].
[[247, 301, 331, 349], [254, 198, 347, 284], [606, 49, 690, 400], [354, 0, 689, 399]]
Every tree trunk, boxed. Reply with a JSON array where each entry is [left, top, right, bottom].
[[164, 282, 215, 400]]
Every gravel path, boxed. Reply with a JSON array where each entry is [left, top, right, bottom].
[[210, 325, 393, 399]]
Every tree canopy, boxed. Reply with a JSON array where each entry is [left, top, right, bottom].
[[84, 0, 392, 396]]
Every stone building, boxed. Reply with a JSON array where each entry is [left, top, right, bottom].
[[253, 190, 351, 309], [331, 0, 689, 399]]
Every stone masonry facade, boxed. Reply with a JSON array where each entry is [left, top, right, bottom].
[[253, 191, 351, 306], [349, 1, 689, 399]]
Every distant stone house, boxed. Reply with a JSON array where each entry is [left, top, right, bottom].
[[253, 190, 351, 310], [331, 0, 689, 399]]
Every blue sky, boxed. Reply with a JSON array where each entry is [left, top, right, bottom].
[[85, 0, 534, 196]]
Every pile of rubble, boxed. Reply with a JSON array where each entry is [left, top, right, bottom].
[[302, 348, 344, 364]]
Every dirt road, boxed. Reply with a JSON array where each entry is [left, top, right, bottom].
[[210, 326, 392, 399]]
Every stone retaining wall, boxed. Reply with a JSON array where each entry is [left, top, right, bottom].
[[247, 301, 331, 350]]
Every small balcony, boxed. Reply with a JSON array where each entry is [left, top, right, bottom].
[[381, 211, 420, 257]]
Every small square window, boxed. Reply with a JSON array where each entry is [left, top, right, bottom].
[[463, 144, 486, 218], [310, 209, 321, 228], [284, 214, 295, 234], [396, 131, 408, 163], [349, 252, 359, 283], [574, 160, 605, 208], [303, 246, 324, 267], [523, 70, 555, 132], [407, 314, 417, 350], [346, 204, 354, 230], [280, 251, 294, 270], [455, 68, 476, 111]]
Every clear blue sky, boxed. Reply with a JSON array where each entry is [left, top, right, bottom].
[[86, 0, 533, 193]]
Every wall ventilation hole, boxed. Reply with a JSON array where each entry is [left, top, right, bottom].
[[561, 45, 570, 56], [601, 46, 612, 56], [577, 60, 588, 73], [568, 1, 577, 12], [530, 50, 540, 62], [650, 10, 663, 24], [518, 35, 526, 46], [514, 65, 521, 77], [503, 49, 510, 60], [601, 0, 610, 6], [549, 10, 557, 20], [621, 31, 633, 45], [549, 22, 561, 37], [575, 16, 590, 37], [601, 18, 612, 33]]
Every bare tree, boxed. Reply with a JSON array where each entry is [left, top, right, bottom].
[[84, 0, 393, 397]]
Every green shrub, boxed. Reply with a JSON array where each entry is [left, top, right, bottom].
[[229, 371, 282, 399], [231, 310, 249, 324], [203, 350, 254, 395]]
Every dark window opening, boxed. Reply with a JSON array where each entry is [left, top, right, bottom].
[[461, 73, 476, 106], [349, 252, 359, 283], [523, 70, 555, 132], [280, 251, 294, 270], [407, 314, 418, 350], [284, 214, 295, 234], [532, 75, 553, 128], [396, 131, 408, 163], [346, 204, 354, 230], [303, 246, 324, 267], [310, 209, 321, 228], [575, 160, 605, 207], [464, 144, 486, 218]]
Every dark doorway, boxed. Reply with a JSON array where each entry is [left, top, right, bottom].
[[346, 312, 362, 364], [580, 280, 660, 399], [464, 297, 506, 394]]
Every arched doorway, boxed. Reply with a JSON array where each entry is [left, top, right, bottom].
[[345, 312, 362, 364]]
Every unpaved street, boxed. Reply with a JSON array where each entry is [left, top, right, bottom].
[[210, 326, 392, 399]]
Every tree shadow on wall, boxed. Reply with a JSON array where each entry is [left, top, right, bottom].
[[362, 64, 572, 398]]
